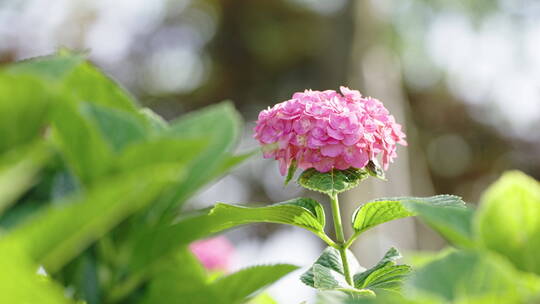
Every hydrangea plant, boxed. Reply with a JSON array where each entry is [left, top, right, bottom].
[[248, 88, 464, 297]]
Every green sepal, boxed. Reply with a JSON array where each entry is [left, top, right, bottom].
[[285, 160, 297, 186], [366, 159, 386, 181]]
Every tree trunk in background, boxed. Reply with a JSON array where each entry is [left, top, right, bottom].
[[343, 0, 441, 266]]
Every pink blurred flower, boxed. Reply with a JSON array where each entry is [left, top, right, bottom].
[[254, 87, 407, 175], [189, 236, 234, 271]]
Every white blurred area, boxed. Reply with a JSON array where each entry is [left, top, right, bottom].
[[1, 0, 538, 136], [378, 0, 540, 140]]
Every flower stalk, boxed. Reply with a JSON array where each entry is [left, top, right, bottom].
[[329, 193, 353, 286]]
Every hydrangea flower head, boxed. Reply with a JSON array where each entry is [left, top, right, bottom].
[[254, 87, 407, 175]]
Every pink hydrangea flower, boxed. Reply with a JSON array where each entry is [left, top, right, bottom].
[[189, 236, 234, 271], [254, 87, 407, 175]]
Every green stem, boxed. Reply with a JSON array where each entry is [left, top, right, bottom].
[[344, 231, 360, 249], [329, 193, 353, 285]]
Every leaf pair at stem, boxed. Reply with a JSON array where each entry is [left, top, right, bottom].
[[208, 164, 468, 297]]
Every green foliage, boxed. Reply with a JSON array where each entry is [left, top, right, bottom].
[[405, 251, 540, 303], [476, 171, 540, 275], [0, 52, 274, 304], [0, 143, 50, 215], [301, 247, 373, 297], [143, 248, 297, 304], [391, 171, 540, 304], [0, 73, 52, 153], [4, 51, 540, 304], [127, 197, 331, 277], [0, 241, 73, 304], [353, 248, 411, 293], [353, 195, 465, 233], [298, 168, 369, 196]]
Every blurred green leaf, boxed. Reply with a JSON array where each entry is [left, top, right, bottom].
[[248, 293, 278, 304], [142, 248, 297, 304], [161, 101, 242, 210], [0, 73, 51, 153], [5, 165, 181, 273], [476, 171, 540, 275], [407, 200, 475, 248], [5, 52, 84, 80], [114, 138, 208, 171], [353, 248, 410, 293], [61, 60, 140, 114], [130, 197, 327, 273], [212, 264, 299, 303], [404, 250, 540, 303], [139, 108, 169, 134], [80, 103, 148, 152], [352, 195, 467, 236], [50, 102, 114, 185], [141, 248, 214, 304], [0, 241, 73, 304], [0, 143, 49, 215], [298, 168, 369, 196]]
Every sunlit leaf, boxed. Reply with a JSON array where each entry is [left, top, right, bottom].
[[405, 250, 540, 303], [0, 143, 49, 215], [0, 241, 73, 304], [129, 197, 326, 273], [476, 171, 540, 275], [213, 264, 298, 303], [352, 195, 467, 236], [7, 165, 181, 272]]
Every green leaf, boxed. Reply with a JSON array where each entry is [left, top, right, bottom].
[[0, 72, 52, 153], [6, 165, 181, 273], [0, 241, 74, 304], [406, 200, 475, 248], [404, 250, 540, 303], [301, 247, 373, 297], [114, 138, 208, 171], [208, 197, 326, 235], [0, 143, 49, 215], [158, 101, 243, 212], [213, 264, 299, 303], [5, 51, 84, 80], [285, 160, 297, 185], [298, 168, 369, 196], [352, 195, 467, 235], [141, 248, 215, 304], [61, 60, 140, 114], [50, 102, 114, 185], [476, 171, 540, 275], [80, 103, 148, 152], [139, 108, 169, 134], [130, 197, 326, 272], [353, 248, 411, 292], [141, 248, 297, 304], [126, 197, 327, 289]]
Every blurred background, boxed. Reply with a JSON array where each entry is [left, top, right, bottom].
[[1, 0, 539, 302]]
